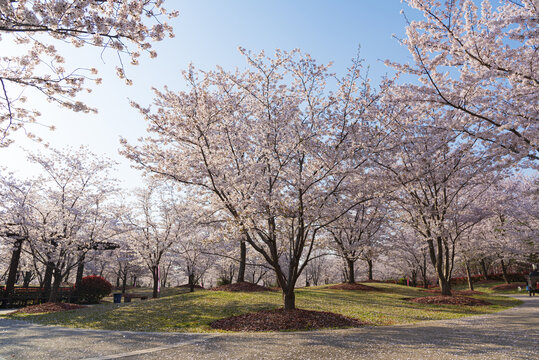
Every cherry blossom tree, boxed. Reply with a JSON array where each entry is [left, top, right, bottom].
[[0, 172, 33, 297], [327, 199, 387, 283], [390, 227, 432, 288], [121, 49, 382, 309], [169, 226, 217, 291], [472, 175, 538, 283], [23, 146, 118, 302], [123, 181, 186, 298], [389, 0, 538, 164], [0, 0, 177, 146], [375, 107, 503, 295]]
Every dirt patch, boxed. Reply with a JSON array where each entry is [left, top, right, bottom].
[[14, 302, 86, 314], [326, 283, 379, 291], [210, 281, 274, 292], [491, 283, 526, 291], [210, 308, 367, 331], [409, 296, 491, 306]]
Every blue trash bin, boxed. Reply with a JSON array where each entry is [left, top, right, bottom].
[[113, 293, 122, 303]]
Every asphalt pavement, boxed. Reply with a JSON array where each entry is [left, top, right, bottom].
[[0, 295, 537, 360]]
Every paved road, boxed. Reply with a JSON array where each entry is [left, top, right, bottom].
[[0, 295, 537, 360]]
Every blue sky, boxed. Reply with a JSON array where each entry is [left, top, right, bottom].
[[1, 0, 420, 189]]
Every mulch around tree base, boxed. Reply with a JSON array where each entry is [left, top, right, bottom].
[[491, 283, 526, 291], [210, 282, 275, 292], [326, 283, 379, 291], [210, 308, 367, 331], [14, 302, 86, 314], [408, 296, 491, 306]]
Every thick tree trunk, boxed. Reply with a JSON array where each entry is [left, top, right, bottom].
[[5, 238, 24, 295], [428, 238, 452, 296], [152, 266, 159, 298], [48, 269, 62, 303], [367, 259, 373, 281], [500, 259, 510, 284], [465, 260, 474, 291], [41, 262, 54, 302], [237, 239, 246, 283], [346, 259, 355, 284], [439, 276, 451, 296], [283, 289, 296, 310]]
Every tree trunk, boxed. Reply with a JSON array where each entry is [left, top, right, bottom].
[[283, 288, 296, 310], [421, 271, 429, 289], [465, 260, 474, 291], [480, 258, 489, 280], [48, 268, 63, 303], [74, 259, 85, 295], [121, 271, 128, 294], [64, 268, 71, 283], [237, 239, 246, 283], [428, 238, 452, 296], [439, 276, 451, 296], [421, 253, 429, 288], [5, 238, 24, 296], [346, 258, 355, 284], [41, 262, 54, 302], [410, 269, 418, 287], [22, 271, 33, 288], [152, 266, 159, 298], [188, 273, 195, 293], [367, 259, 373, 281], [500, 259, 510, 284]]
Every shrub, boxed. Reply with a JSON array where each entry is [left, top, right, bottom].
[[78, 275, 112, 304], [217, 278, 232, 286], [397, 277, 407, 286]]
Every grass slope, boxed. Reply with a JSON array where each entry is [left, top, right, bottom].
[[5, 283, 520, 332]]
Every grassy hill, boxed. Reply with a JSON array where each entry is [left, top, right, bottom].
[[5, 282, 521, 332]]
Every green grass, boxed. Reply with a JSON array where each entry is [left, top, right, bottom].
[[4, 282, 521, 332]]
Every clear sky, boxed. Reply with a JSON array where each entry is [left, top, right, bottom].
[[1, 0, 421, 190]]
